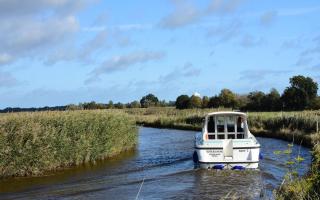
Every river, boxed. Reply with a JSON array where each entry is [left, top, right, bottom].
[[0, 127, 312, 199]]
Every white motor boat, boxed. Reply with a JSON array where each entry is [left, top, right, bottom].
[[193, 111, 260, 169]]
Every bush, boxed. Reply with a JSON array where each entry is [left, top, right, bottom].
[[176, 95, 190, 109]]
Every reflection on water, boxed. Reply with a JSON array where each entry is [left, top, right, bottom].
[[0, 127, 312, 199]]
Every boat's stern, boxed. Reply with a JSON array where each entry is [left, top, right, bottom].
[[194, 135, 260, 169], [193, 111, 261, 169]]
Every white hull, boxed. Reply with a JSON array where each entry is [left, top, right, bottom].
[[195, 146, 260, 169], [194, 134, 260, 169]]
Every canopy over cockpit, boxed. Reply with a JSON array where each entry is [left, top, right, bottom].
[[203, 111, 248, 140]]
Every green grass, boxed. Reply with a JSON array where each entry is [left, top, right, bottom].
[[0, 110, 138, 178]]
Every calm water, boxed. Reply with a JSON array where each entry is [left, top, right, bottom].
[[0, 127, 312, 200]]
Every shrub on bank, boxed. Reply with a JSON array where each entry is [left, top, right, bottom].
[[0, 110, 138, 178]]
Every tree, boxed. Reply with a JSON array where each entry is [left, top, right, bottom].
[[309, 97, 320, 110], [82, 101, 107, 109], [83, 101, 100, 109], [140, 93, 159, 108], [290, 75, 318, 100], [246, 91, 266, 111], [175, 95, 190, 109], [66, 104, 82, 111], [282, 75, 318, 110], [202, 96, 209, 108], [218, 89, 237, 108], [262, 88, 281, 111], [107, 100, 114, 109], [189, 95, 202, 108], [128, 101, 141, 108], [236, 94, 249, 110], [281, 87, 307, 110], [208, 96, 220, 108], [114, 102, 125, 109]]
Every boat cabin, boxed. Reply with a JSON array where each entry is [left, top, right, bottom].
[[203, 112, 248, 140]]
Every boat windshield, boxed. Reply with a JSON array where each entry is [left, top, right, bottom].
[[217, 116, 224, 133], [226, 116, 235, 139], [206, 114, 246, 140]]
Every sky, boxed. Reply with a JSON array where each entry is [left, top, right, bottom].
[[0, 0, 320, 108]]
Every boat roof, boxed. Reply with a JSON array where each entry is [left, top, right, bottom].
[[206, 111, 247, 117]]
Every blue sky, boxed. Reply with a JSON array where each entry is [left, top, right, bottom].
[[0, 0, 320, 108]]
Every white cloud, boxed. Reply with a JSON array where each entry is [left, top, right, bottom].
[[160, 0, 200, 29], [160, 0, 245, 29], [206, 20, 242, 43], [0, 0, 89, 17], [46, 28, 110, 65], [260, 10, 277, 26], [207, 0, 244, 14], [85, 51, 166, 84], [115, 24, 153, 31], [82, 26, 107, 32], [80, 30, 109, 60], [0, 0, 94, 66], [159, 62, 201, 83]]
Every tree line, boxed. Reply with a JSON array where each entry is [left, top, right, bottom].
[[0, 75, 319, 113], [176, 75, 320, 111], [65, 94, 175, 111]]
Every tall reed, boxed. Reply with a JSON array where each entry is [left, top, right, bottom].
[[0, 110, 138, 178]]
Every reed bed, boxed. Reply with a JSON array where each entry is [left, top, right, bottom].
[[125, 107, 320, 136], [0, 110, 138, 178]]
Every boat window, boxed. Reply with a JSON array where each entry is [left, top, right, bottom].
[[228, 134, 235, 139], [208, 134, 215, 139], [237, 116, 244, 132], [207, 116, 215, 133], [218, 135, 225, 139], [226, 116, 235, 132], [237, 133, 244, 139], [217, 116, 224, 133]]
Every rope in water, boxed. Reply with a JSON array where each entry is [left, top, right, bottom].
[[135, 177, 145, 200]]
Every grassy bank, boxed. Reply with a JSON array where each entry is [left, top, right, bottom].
[[0, 110, 138, 178], [125, 107, 319, 144]]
